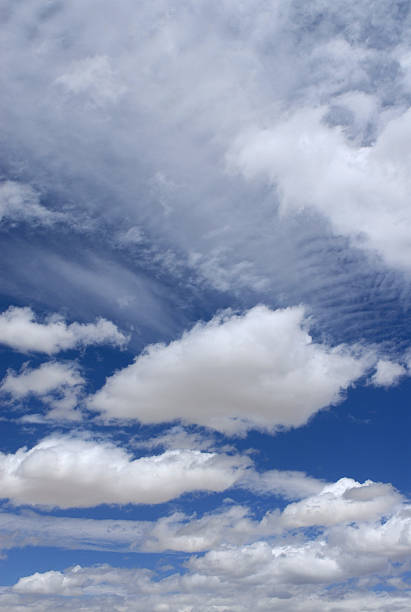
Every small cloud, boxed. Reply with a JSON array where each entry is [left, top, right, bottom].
[[371, 359, 406, 387], [0, 306, 128, 354]]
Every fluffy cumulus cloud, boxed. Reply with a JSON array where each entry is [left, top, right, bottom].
[[0, 435, 247, 507], [14, 568, 85, 596], [0, 361, 82, 398], [0, 361, 84, 421], [0, 306, 128, 354], [371, 359, 407, 387], [90, 305, 370, 434], [331, 508, 411, 558], [281, 478, 402, 528]]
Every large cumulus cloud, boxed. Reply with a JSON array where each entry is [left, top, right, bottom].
[[90, 305, 370, 433], [0, 435, 247, 507]]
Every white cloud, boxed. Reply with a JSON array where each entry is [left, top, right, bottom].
[[3, 474, 411, 610], [0, 306, 128, 354], [5, 504, 269, 555], [134, 425, 219, 452], [190, 540, 345, 585], [0, 361, 84, 421], [7, 562, 411, 612], [371, 359, 406, 387], [0, 507, 259, 554], [0, 434, 248, 508], [0, 473, 324, 555], [0, 361, 85, 423], [90, 305, 370, 434], [14, 567, 84, 596], [240, 469, 327, 500], [281, 478, 402, 528], [12, 565, 151, 599], [0, 510, 150, 554], [142, 506, 258, 553], [331, 507, 411, 558], [7, 562, 411, 611], [12, 565, 150, 600], [1, 361, 83, 398], [0, 478, 405, 556], [228, 106, 411, 272], [0, 181, 63, 225], [0, 502, 288, 556]]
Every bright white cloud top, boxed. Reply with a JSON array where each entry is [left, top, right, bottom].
[[91, 305, 369, 433]]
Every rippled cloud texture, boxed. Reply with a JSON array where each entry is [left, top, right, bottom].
[[2, 0, 411, 609]]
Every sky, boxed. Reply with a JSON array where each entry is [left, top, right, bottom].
[[2, 0, 411, 610]]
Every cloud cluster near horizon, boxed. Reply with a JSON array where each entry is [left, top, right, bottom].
[[1, 472, 409, 610]]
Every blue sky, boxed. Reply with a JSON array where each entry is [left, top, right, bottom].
[[2, 1, 411, 609]]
